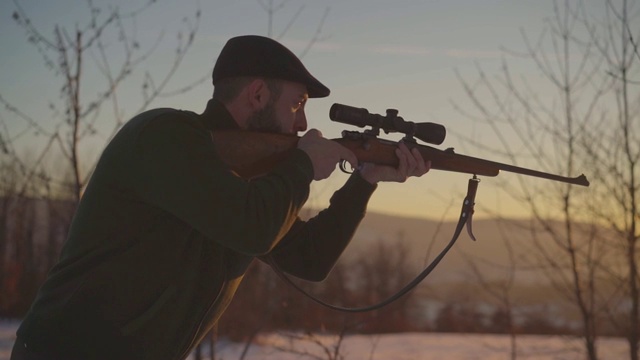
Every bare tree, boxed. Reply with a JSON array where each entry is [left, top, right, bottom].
[[579, 0, 640, 358], [0, 0, 203, 323], [3, 0, 202, 203], [265, 329, 348, 360], [460, 221, 520, 360], [452, 1, 617, 359], [350, 237, 420, 333], [257, 0, 330, 57], [0, 159, 22, 315]]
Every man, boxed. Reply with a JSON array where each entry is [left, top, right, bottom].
[[11, 35, 430, 360]]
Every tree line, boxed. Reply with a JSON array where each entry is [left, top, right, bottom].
[[1, 199, 624, 339]]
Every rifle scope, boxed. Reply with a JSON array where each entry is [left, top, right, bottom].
[[329, 103, 446, 145]]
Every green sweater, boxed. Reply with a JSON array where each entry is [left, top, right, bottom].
[[16, 99, 376, 360]]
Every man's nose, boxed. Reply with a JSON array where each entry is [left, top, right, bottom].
[[294, 110, 307, 132]]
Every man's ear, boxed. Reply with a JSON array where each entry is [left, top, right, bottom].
[[246, 78, 270, 110]]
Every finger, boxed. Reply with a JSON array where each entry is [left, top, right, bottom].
[[412, 148, 428, 176], [395, 147, 409, 182], [404, 145, 418, 174], [411, 146, 425, 163], [398, 142, 418, 175], [339, 145, 358, 170], [302, 128, 322, 139]]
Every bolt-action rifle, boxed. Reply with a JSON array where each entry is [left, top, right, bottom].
[[211, 103, 590, 187], [212, 103, 590, 313]]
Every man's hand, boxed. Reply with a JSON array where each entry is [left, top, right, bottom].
[[358, 142, 431, 184], [298, 129, 358, 181]]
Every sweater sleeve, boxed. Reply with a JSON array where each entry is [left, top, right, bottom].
[[264, 172, 377, 282], [131, 112, 314, 256]]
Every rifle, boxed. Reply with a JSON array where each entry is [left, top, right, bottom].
[[213, 103, 589, 313], [211, 103, 590, 187]]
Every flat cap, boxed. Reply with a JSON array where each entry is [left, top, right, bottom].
[[212, 35, 330, 98]]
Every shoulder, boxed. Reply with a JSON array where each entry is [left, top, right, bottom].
[[100, 107, 210, 163], [106, 108, 208, 148], [127, 108, 204, 133]]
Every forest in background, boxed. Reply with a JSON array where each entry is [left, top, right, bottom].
[[0, 200, 628, 339]]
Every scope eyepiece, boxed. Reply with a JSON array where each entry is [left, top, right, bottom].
[[329, 103, 446, 145]]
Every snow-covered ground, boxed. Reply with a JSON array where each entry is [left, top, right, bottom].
[[0, 320, 629, 360], [0, 321, 19, 360]]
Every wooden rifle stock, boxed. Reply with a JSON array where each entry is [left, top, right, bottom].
[[210, 130, 590, 186]]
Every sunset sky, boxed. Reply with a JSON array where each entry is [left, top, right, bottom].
[[0, 0, 604, 220]]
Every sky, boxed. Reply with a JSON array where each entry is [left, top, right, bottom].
[[0, 0, 607, 220]]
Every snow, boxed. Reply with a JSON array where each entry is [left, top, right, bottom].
[[0, 320, 629, 360], [190, 332, 628, 360], [0, 320, 20, 360]]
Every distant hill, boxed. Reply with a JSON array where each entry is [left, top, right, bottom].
[[301, 209, 612, 285]]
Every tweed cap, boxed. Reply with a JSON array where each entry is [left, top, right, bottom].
[[212, 35, 330, 98]]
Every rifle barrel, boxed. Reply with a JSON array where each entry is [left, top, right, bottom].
[[451, 151, 590, 186]]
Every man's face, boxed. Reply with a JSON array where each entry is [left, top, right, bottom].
[[246, 80, 308, 134]]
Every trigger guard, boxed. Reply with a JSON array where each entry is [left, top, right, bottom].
[[339, 160, 354, 174]]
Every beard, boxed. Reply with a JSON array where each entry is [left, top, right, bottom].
[[246, 102, 281, 133]]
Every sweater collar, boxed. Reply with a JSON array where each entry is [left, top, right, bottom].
[[200, 99, 240, 131]]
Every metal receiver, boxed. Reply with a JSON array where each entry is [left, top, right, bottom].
[[329, 103, 446, 145]]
